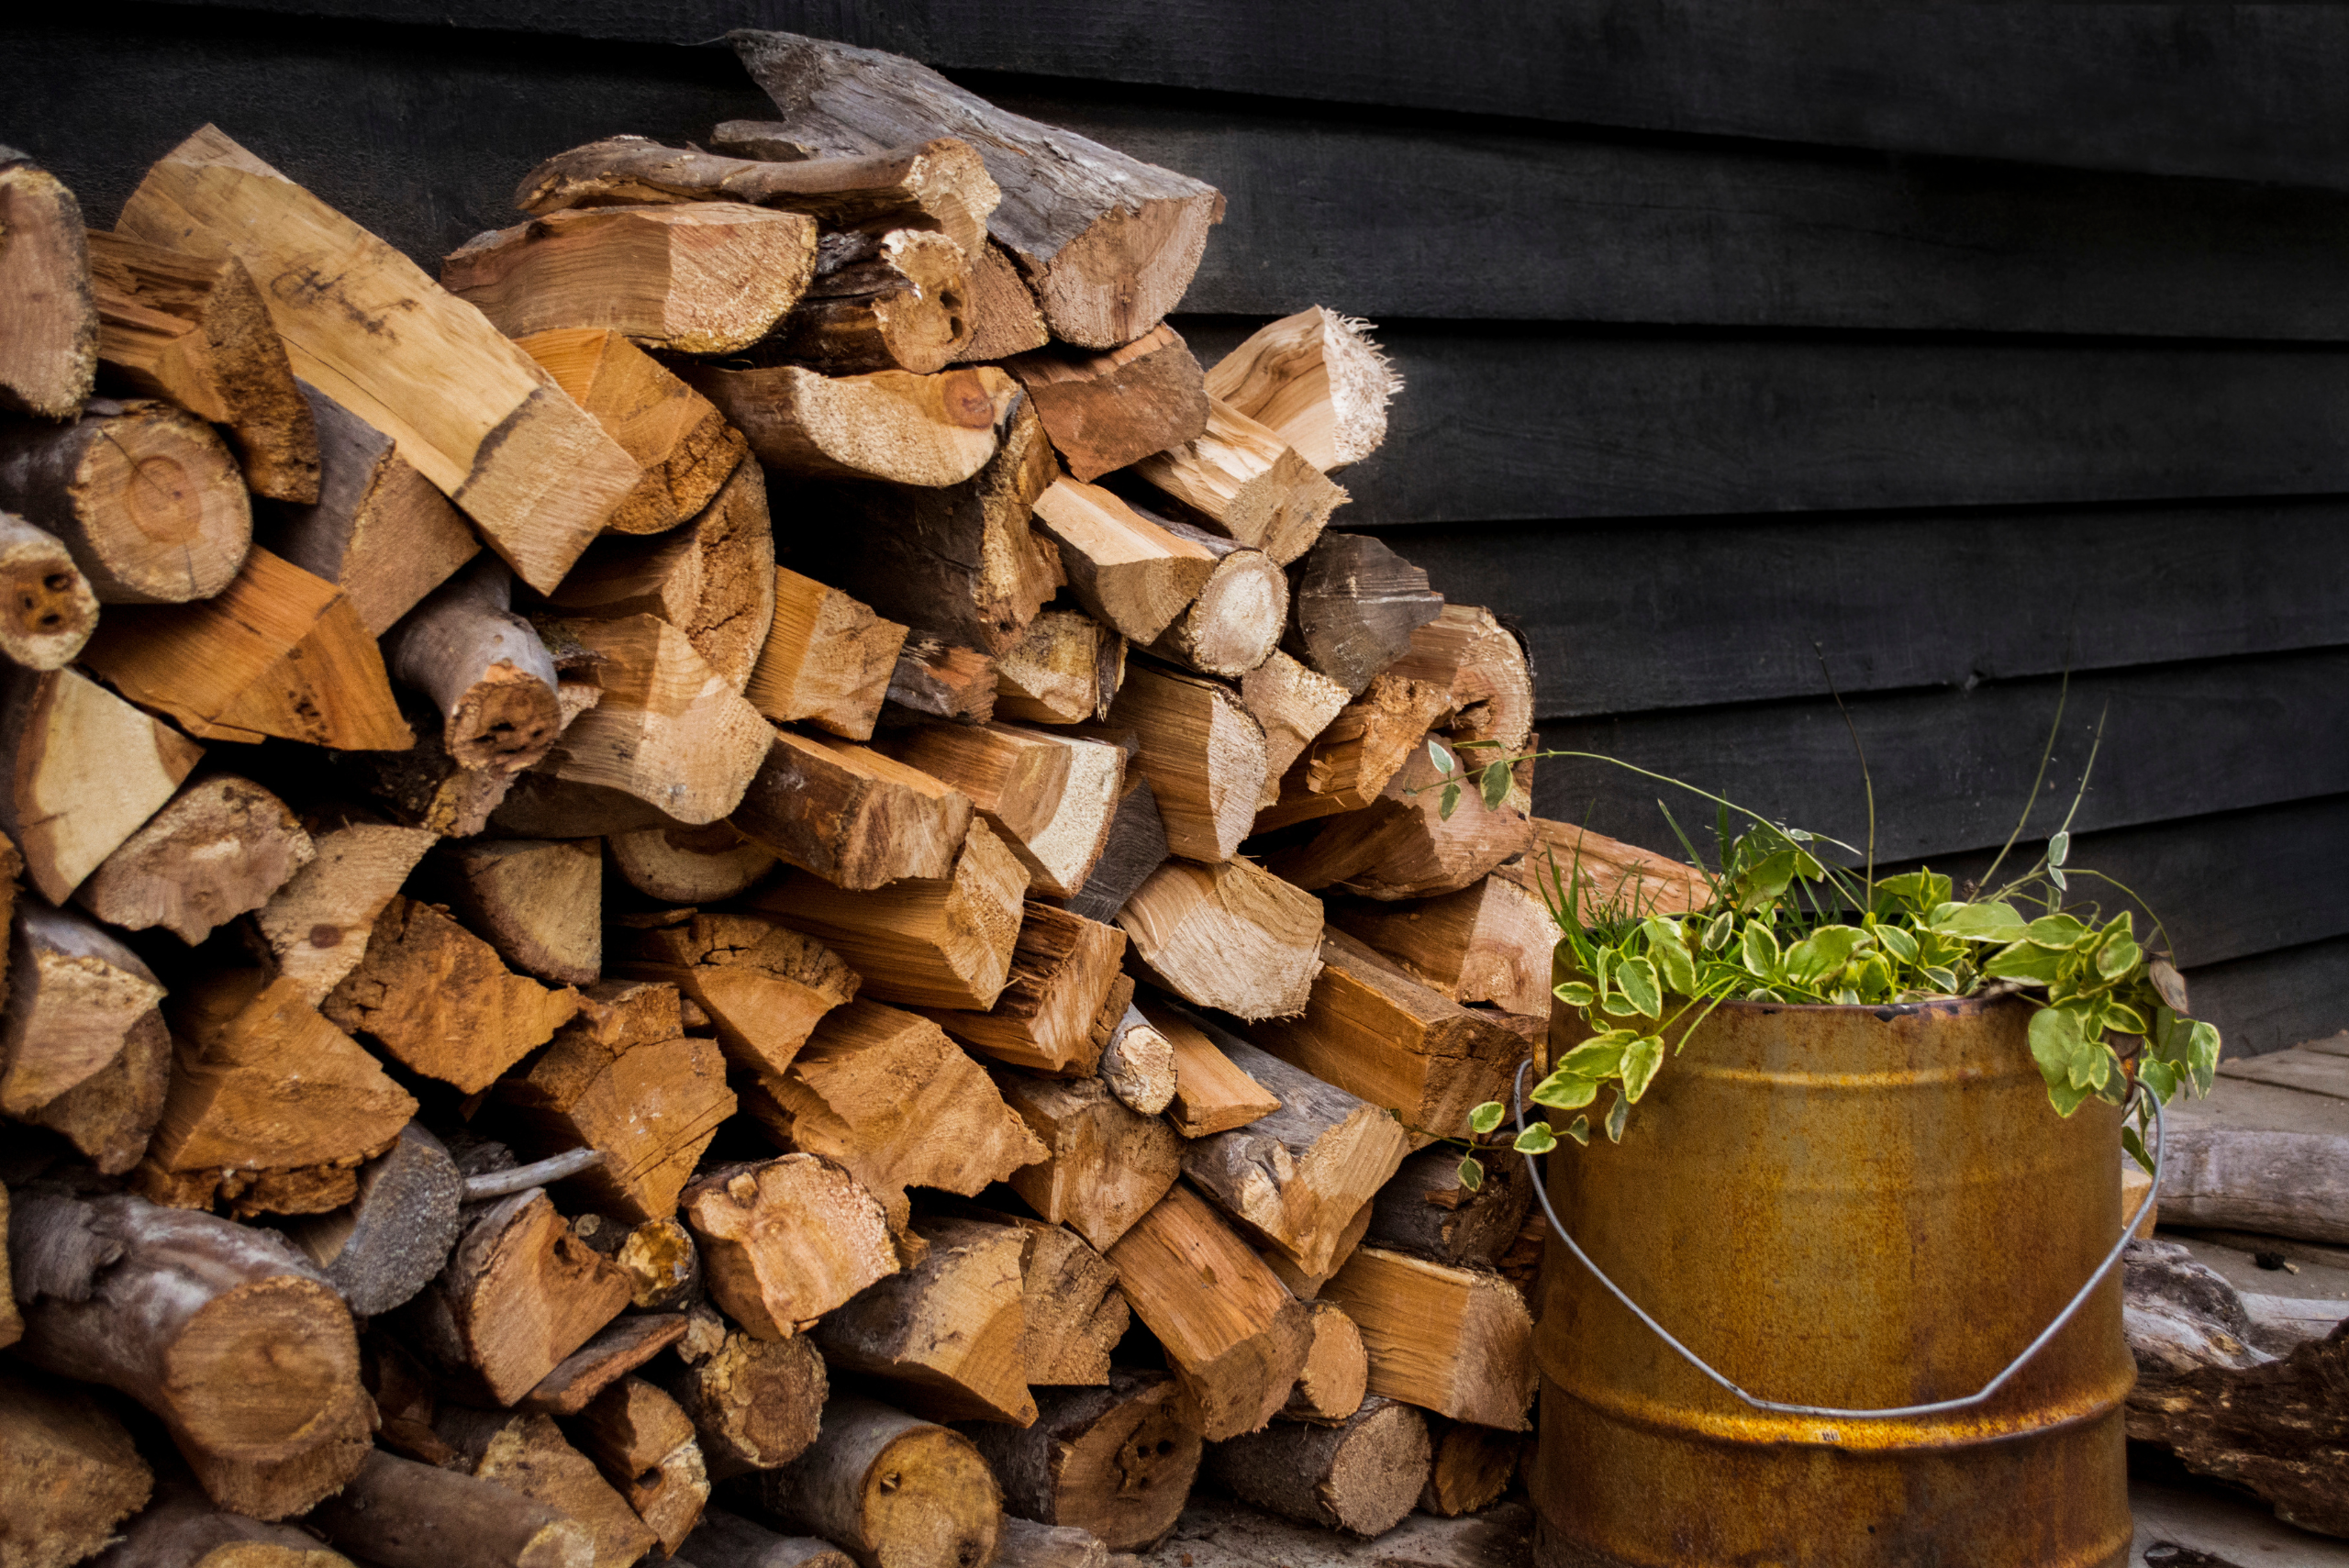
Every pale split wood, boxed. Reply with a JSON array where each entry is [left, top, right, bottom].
[[1130, 398, 1345, 568], [1203, 306, 1403, 473], [607, 821, 777, 903], [1254, 671, 1456, 832], [1269, 736, 1533, 902], [0, 1363, 152, 1568], [962, 1371, 1203, 1551], [612, 910, 858, 1080], [952, 239, 1051, 362], [995, 608, 1121, 727], [433, 837, 602, 985], [24, 1006, 173, 1176], [993, 1070, 1184, 1251], [1083, 661, 1266, 862], [746, 568, 908, 739], [1259, 1198, 1374, 1301], [682, 1155, 898, 1340], [1116, 857, 1323, 1022], [516, 328, 746, 537], [250, 819, 435, 1006], [1332, 874, 1556, 1021], [1004, 323, 1209, 482], [1383, 604, 1537, 758], [0, 148, 96, 419], [1097, 997, 1177, 1116], [73, 774, 310, 944], [1, 900, 166, 1117], [1142, 997, 1286, 1138], [1141, 516, 1289, 680], [685, 362, 1017, 487], [1057, 762, 1166, 927], [730, 728, 974, 890], [1417, 1416, 1520, 1518], [910, 902, 1127, 1073], [1030, 479, 1218, 645], [1239, 651, 1350, 811], [0, 508, 97, 669], [882, 723, 1126, 897], [1318, 1246, 1537, 1430]]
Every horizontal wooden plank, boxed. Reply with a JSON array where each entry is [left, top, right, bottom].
[[132, 2, 2349, 191], [1167, 322, 2349, 526], [2185, 934, 2349, 1060], [1393, 500, 2349, 719]]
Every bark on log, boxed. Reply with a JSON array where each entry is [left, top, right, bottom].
[[961, 1371, 1201, 1551], [2157, 1086, 2349, 1247], [1364, 1143, 1535, 1271], [304, 1451, 594, 1568], [568, 1377, 711, 1554], [1203, 307, 1402, 474], [283, 1124, 465, 1318], [883, 725, 1125, 899], [771, 227, 974, 375], [1057, 766, 1165, 928], [1130, 399, 1345, 569], [681, 1156, 898, 1340], [987, 1519, 1104, 1568], [518, 327, 746, 538], [613, 910, 857, 1081], [249, 818, 436, 1006], [385, 556, 562, 775], [0, 508, 97, 670], [747, 569, 908, 740], [994, 1071, 1184, 1253], [1282, 533, 1442, 695], [684, 363, 1016, 487], [0, 1363, 153, 1568], [0, 148, 96, 419], [994, 610, 1121, 728], [1283, 1299, 1369, 1425], [75, 775, 313, 944], [1331, 875, 1555, 1023], [0, 663, 200, 904], [434, 837, 601, 985], [729, 729, 974, 892], [1004, 325, 1209, 483], [1030, 480, 1218, 646], [1142, 999, 1284, 1139], [910, 902, 1127, 1073], [1318, 1247, 1536, 1431], [814, 1213, 1037, 1425], [882, 637, 998, 729], [1116, 858, 1323, 1022], [1207, 1396, 1428, 1537], [1416, 1417, 1520, 1518], [681, 1509, 852, 1568], [87, 1474, 359, 1568], [651, 1327, 827, 1480], [739, 1398, 1001, 1568], [433, 1406, 660, 1568]]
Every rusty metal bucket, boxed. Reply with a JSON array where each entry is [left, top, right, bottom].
[[1531, 995, 2134, 1568]]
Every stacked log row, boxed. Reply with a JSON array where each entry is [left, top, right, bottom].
[[0, 32, 1723, 1564]]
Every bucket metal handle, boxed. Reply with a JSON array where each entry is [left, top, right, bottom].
[[1513, 1057, 2163, 1423]]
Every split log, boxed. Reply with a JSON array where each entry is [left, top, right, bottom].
[[119, 126, 639, 593], [1255, 673, 1456, 831], [651, 1327, 826, 1479], [685, 362, 1016, 487], [747, 569, 907, 739], [88, 1474, 362, 1568], [1364, 1143, 1535, 1271], [1270, 737, 1533, 903], [1208, 1397, 1428, 1537], [814, 1214, 1037, 1425], [75, 775, 314, 944], [435, 837, 601, 985], [1030, 480, 1218, 645], [385, 556, 562, 774], [750, 821, 1026, 1010], [22, 1006, 172, 1175], [7, 1190, 372, 1518], [0, 1364, 153, 1568], [2155, 1075, 2349, 1246], [1057, 765, 1166, 927], [572, 1218, 701, 1313], [1416, 1417, 1520, 1518], [444, 203, 815, 355], [771, 227, 974, 374], [0, 396, 250, 603], [1204, 307, 1402, 473], [1319, 1247, 1536, 1430], [1096, 1001, 1176, 1116], [885, 725, 1126, 897], [882, 637, 997, 728], [516, 135, 1000, 263], [1284, 1299, 1369, 1424], [0, 508, 97, 669], [1493, 818, 1716, 919], [962, 1372, 1202, 1551], [1250, 929, 1526, 1140], [614, 911, 857, 1079], [735, 32, 1221, 348], [1116, 858, 1323, 1022], [1081, 662, 1265, 862], [323, 895, 579, 1094], [392, 1186, 632, 1406], [988, 1519, 1104, 1568], [283, 1123, 465, 1317], [435, 1406, 660, 1568], [910, 902, 1126, 1073], [250, 818, 436, 1006], [994, 1072, 1184, 1252], [743, 999, 1046, 1225], [681, 1155, 897, 1339], [1240, 651, 1350, 808], [259, 380, 479, 635], [1260, 1199, 1374, 1302], [1003, 324, 1208, 482], [0, 148, 95, 418], [1283, 533, 1443, 695], [0, 663, 200, 903], [570, 1377, 710, 1553], [534, 613, 774, 825], [682, 1510, 852, 1568], [86, 228, 318, 501], [994, 609, 1121, 728], [1104, 1184, 1312, 1440], [1144, 532, 1289, 684], [1331, 875, 1555, 1022], [1130, 399, 1344, 569], [731, 729, 974, 891], [305, 1451, 594, 1568], [518, 327, 746, 537], [1143, 999, 1284, 1138], [1385, 605, 1536, 758], [952, 240, 1051, 363], [1, 902, 165, 1118], [1002, 1212, 1127, 1386], [740, 1398, 1001, 1568], [609, 822, 776, 903]]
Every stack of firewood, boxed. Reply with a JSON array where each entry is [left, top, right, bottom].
[[0, 31, 1711, 1567]]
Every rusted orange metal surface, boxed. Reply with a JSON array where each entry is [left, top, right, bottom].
[[1532, 995, 2133, 1567]]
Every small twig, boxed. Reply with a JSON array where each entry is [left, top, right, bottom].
[[462, 1147, 605, 1202]]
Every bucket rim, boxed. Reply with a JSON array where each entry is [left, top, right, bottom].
[[1698, 992, 2032, 1020]]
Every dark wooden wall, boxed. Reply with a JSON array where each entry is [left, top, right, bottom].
[[12, 2, 2345, 1052]]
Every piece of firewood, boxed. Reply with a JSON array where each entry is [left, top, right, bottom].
[[1208, 1396, 1428, 1537], [74, 774, 313, 944], [571, 1217, 702, 1313], [747, 569, 907, 739], [517, 327, 746, 539], [0, 663, 199, 904], [682, 1509, 852, 1568], [250, 818, 436, 1005], [385, 556, 562, 775], [993, 609, 1120, 728], [1130, 399, 1345, 570], [434, 1406, 660, 1568], [1384, 604, 1536, 757], [0, 148, 95, 418], [0, 1182, 15, 1350], [1105, 1184, 1312, 1440], [323, 895, 579, 1094], [952, 238, 1051, 362], [544, 461, 777, 694], [0, 1363, 153, 1568], [1030, 480, 1217, 645], [517, 136, 1000, 263], [685, 362, 1016, 487], [609, 822, 776, 903], [433, 837, 601, 984], [119, 127, 638, 594], [730, 729, 974, 891], [1240, 650, 1353, 809], [1004, 324, 1208, 482], [22, 1006, 172, 1176], [735, 33, 1220, 348], [1268, 1204, 1375, 1309], [1, 901, 165, 1118], [1142, 515, 1288, 680], [909, 902, 1126, 1073], [1272, 737, 1533, 903], [1284, 1299, 1370, 1424], [1284, 532, 1444, 695], [1363, 1143, 1534, 1272], [740, 1398, 1001, 1568], [1204, 307, 1402, 473], [1081, 662, 1264, 862], [1141, 1000, 1284, 1139], [0, 396, 250, 604], [613, 910, 856, 1079], [568, 1377, 710, 1554], [306, 1451, 594, 1568], [743, 998, 1047, 1226], [259, 379, 480, 635], [0, 509, 96, 670], [751, 820, 1026, 1009], [88, 1473, 360, 1568], [535, 612, 774, 825], [681, 1155, 898, 1340], [962, 1372, 1201, 1551], [771, 227, 974, 374], [651, 1327, 826, 1480], [985, 1519, 1104, 1568], [86, 228, 318, 502], [815, 1214, 1037, 1425], [1255, 672, 1456, 832], [1116, 858, 1322, 1022], [283, 1123, 465, 1317], [1331, 875, 1555, 1021], [444, 203, 814, 355], [993, 1072, 1184, 1252], [1416, 1416, 1520, 1518], [1096, 999, 1176, 1116], [1006, 1212, 1128, 1386], [882, 637, 998, 729], [1058, 765, 1166, 927], [1171, 1018, 1410, 1276], [1319, 1246, 1536, 1430], [884, 724, 1126, 898], [1492, 818, 1717, 918], [8, 1190, 372, 1518]]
